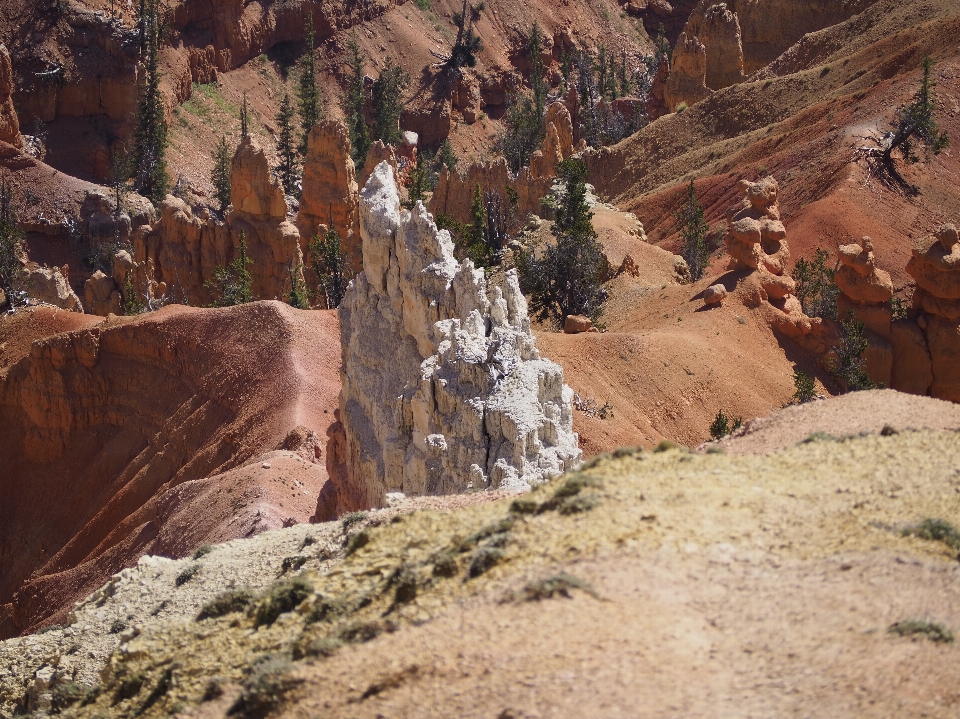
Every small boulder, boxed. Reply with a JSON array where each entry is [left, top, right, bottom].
[[703, 284, 727, 305], [564, 315, 596, 334]]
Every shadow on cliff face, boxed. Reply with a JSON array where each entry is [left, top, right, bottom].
[[0, 300, 341, 638]]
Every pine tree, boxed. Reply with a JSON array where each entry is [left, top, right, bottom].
[[343, 33, 370, 166], [297, 11, 322, 157], [675, 180, 710, 281], [276, 94, 298, 195], [288, 261, 309, 309], [0, 178, 24, 308], [310, 226, 353, 309], [407, 152, 428, 208], [517, 159, 608, 326], [372, 58, 408, 145], [447, 0, 482, 70], [883, 56, 950, 168], [207, 232, 253, 306], [529, 24, 547, 118], [832, 310, 876, 392], [240, 92, 249, 137], [133, 0, 168, 205], [596, 46, 609, 101], [438, 139, 458, 172], [618, 50, 631, 97], [211, 136, 232, 212]]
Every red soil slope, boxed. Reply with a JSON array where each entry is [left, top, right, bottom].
[[0, 301, 341, 638]]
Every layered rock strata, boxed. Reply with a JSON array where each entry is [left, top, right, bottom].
[[906, 224, 960, 401], [330, 163, 581, 516], [835, 236, 895, 387]]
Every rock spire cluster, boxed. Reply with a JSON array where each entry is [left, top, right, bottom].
[[328, 162, 581, 515]]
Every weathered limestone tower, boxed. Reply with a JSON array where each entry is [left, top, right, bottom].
[[327, 162, 581, 516]]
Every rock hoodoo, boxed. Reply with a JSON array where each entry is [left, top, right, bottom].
[[835, 236, 895, 386], [134, 136, 303, 307], [298, 120, 361, 270], [905, 224, 960, 401], [329, 162, 581, 516], [684, 3, 745, 89], [664, 32, 712, 113], [0, 44, 22, 148], [723, 177, 826, 346]]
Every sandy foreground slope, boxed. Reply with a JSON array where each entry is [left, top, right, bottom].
[[3, 410, 960, 718]]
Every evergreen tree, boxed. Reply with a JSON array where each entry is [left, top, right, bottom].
[[675, 180, 710, 281], [123, 273, 146, 315], [372, 58, 408, 145], [654, 23, 671, 68], [495, 91, 543, 173], [207, 232, 253, 306], [297, 11, 322, 156], [791, 248, 839, 319], [596, 46, 609, 101], [240, 92, 249, 137], [310, 226, 353, 309], [211, 136, 232, 212], [618, 50, 631, 97], [517, 159, 608, 326], [133, 0, 168, 205], [883, 56, 950, 169], [407, 152, 428, 208], [446, 0, 482, 70], [0, 178, 24, 308], [438, 139, 458, 172], [276, 94, 298, 195], [832, 310, 876, 392], [529, 24, 547, 117], [288, 261, 309, 309], [343, 33, 370, 166]]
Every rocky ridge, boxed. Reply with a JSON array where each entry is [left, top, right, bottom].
[[325, 162, 581, 519]]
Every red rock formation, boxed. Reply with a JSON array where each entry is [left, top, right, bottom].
[[664, 32, 713, 112], [429, 158, 553, 226], [905, 224, 960, 401], [0, 44, 21, 149], [0, 301, 341, 637], [135, 136, 304, 306], [684, 2, 745, 89], [298, 120, 361, 271], [834, 237, 894, 387]]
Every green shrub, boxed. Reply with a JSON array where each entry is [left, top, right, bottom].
[[254, 575, 314, 627], [520, 573, 597, 601], [792, 370, 817, 404], [710, 410, 742, 440], [791, 249, 839, 319], [197, 588, 255, 620], [901, 518, 960, 550], [175, 564, 200, 587], [888, 619, 954, 643], [192, 544, 214, 560], [831, 310, 876, 392]]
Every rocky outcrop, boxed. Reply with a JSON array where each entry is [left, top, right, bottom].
[[905, 224, 960, 401], [298, 120, 360, 270], [722, 177, 828, 348], [834, 237, 894, 387], [136, 136, 303, 305], [684, 3, 745, 89], [664, 32, 712, 113], [22, 265, 83, 312], [359, 140, 400, 192], [725, 177, 790, 275], [327, 163, 581, 517], [531, 102, 576, 180], [84, 270, 122, 316], [429, 158, 553, 227], [0, 44, 22, 148]]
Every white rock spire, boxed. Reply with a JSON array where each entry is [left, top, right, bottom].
[[336, 161, 581, 509]]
